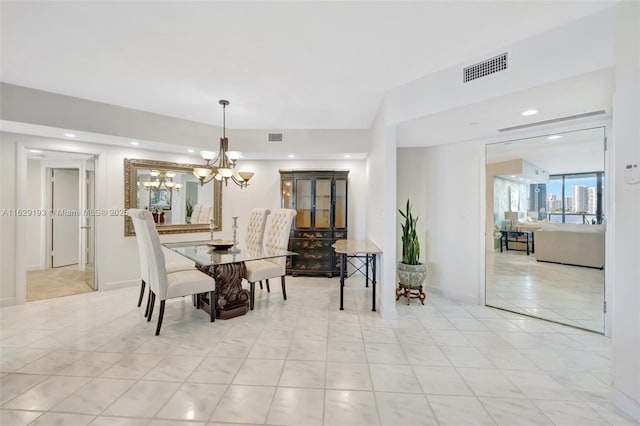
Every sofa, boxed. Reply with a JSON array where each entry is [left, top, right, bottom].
[[516, 222, 605, 269]]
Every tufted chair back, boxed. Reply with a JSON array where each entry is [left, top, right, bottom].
[[134, 209, 170, 298], [263, 209, 296, 268], [245, 208, 271, 251]]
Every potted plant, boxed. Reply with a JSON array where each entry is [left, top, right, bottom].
[[396, 199, 427, 304], [185, 197, 194, 223]]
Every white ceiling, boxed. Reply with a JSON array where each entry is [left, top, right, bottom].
[[486, 127, 605, 175], [1, 1, 617, 131]]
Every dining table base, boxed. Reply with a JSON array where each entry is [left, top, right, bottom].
[[196, 262, 250, 319]]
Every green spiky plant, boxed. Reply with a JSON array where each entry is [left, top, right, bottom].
[[399, 199, 420, 265], [185, 197, 194, 218]]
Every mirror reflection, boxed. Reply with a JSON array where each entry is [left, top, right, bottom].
[[485, 127, 606, 333], [124, 158, 222, 235]]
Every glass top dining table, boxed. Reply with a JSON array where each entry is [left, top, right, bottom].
[[162, 241, 297, 320], [163, 240, 296, 267]]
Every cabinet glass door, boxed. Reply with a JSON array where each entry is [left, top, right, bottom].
[[335, 178, 347, 229], [296, 179, 312, 228], [281, 178, 293, 209], [315, 178, 331, 228]]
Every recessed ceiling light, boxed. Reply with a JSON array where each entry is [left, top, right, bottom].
[[288, 154, 295, 158], [521, 109, 538, 116], [519, 177, 524, 180], [469, 121, 480, 126], [510, 175, 516, 178], [130, 141, 139, 145], [344, 154, 351, 158], [188, 149, 195, 153], [29, 149, 42, 153], [547, 135, 563, 140], [64, 133, 76, 138]]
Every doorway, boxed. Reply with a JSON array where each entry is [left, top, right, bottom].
[[26, 151, 97, 301], [485, 127, 606, 333]]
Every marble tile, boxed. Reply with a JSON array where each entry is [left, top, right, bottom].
[[156, 382, 227, 421], [279, 360, 326, 388], [287, 339, 327, 361], [326, 362, 373, 391], [369, 364, 421, 393], [211, 337, 254, 358], [477, 347, 538, 370], [232, 358, 284, 386], [479, 397, 552, 425], [0, 373, 49, 405], [99, 353, 164, 380], [88, 416, 149, 426], [209, 385, 275, 424], [327, 340, 366, 362], [427, 395, 496, 425], [0, 409, 42, 425], [52, 378, 135, 414], [440, 346, 494, 368], [533, 400, 609, 425], [186, 357, 241, 385], [428, 330, 472, 346], [375, 392, 437, 426], [361, 327, 398, 344], [413, 366, 473, 396], [394, 328, 436, 345], [57, 352, 124, 377], [324, 390, 380, 426], [586, 402, 639, 426], [457, 368, 525, 398], [247, 338, 290, 359], [143, 354, 203, 382], [364, 343, 408, 364], [102, 380, 180, 417], [402, 345, 451, 366], [2, 375, 91, 411], [266, 387, 324, 426], [0, 348, 50, 373], [29, 412, 94, 425], [503, 370, 577, 401]]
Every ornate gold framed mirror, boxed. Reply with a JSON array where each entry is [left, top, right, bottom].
[[124, 158, 222, 236]]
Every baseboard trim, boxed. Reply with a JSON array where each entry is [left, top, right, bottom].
[[612, 388, 640, 423], [425, 284, 479, 305], [26, 265, 41, 271], [101, 279, 138, 292], [0, 297, 17, 307]]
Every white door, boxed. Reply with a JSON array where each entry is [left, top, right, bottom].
[[84, 158, 96, 289], [52, 168, 79, 267]]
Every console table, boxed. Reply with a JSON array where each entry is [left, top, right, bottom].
[[332, 239, 381, 312], [500, 230, 534, 255]]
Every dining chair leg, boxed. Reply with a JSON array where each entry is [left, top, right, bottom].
[[155, 300, 165, 336], [138, 279, 146, 307], [147, 292, 156, 322], [249, 282, 255, 310], [209, 290, 216, 322], [281, 275, 287, 300], [266, 279, 271, 293], [259, 281, 263, 290], [144, 289, 152, 318]]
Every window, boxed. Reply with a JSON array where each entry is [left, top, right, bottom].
[[546, 172, 604, 224]]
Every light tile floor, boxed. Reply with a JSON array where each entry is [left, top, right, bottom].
[[1, 275, 637, 426], [486, 250, 605, 333]]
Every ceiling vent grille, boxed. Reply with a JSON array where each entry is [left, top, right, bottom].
[[268, 133, 283, 142], [463, 52, 508, 83]]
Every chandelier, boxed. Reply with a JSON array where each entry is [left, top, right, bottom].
[[193, 100, 254, 188], [140, 170, 182, 192]]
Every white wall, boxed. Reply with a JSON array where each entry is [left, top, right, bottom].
[[397, 143, 485, 304], [610, 0, 640, 421], [366, 103, 397, 319], [0, 132, 368, 303], [25, 159, 43, 270], [0, 136, 18, 306]]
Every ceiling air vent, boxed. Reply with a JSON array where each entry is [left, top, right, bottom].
[[268, 133, 283, 142], [463, 52, 508, 83]]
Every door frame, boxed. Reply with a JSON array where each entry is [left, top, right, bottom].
[[481, 121, 613, 336], [15, 140, 105, 304]]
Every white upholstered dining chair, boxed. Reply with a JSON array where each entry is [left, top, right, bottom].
[[128, 210, 197, 316], [245, 208, 271, 251], [128, 209, 217, 335], [244, 208, 296, 310]]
